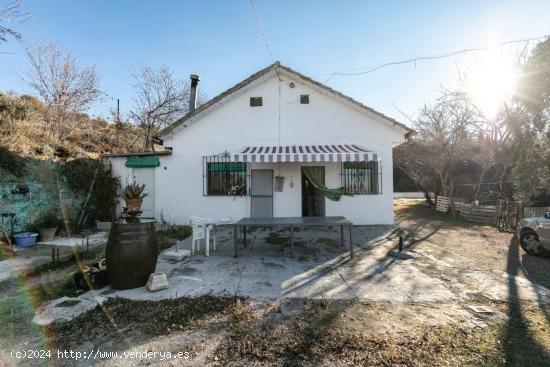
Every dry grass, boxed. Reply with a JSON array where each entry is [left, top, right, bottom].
[[0, 92, 142, 160]]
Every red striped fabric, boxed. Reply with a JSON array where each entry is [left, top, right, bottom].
[[232, 145, 379, 163]]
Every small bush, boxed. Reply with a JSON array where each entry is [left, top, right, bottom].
[[31, 209, 60, 230], [0, 146, 26, 177], [61, 159, 119, 223], [158, 225, 192, 240], [157, 225, 192, 251]]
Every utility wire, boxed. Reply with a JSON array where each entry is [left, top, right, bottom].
[[250, 0, 278, 71], [320, 34, 548, 83], [249, 0, 283, 157]]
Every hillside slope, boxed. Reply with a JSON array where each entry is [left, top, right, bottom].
[[0, 92, 141, 159]]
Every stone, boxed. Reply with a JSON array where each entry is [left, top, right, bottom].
[[146, 272, 169, 292], [162, 249, 191, 261], [33, 296, 105, 326]]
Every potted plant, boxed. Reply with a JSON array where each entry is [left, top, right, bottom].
[[32, 210, 59, 241], [121, 181, 148, 212]]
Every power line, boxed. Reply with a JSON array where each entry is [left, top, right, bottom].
[[320, 34, 549, 83]]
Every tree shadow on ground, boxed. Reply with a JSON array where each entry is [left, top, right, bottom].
[[504, 235, 550, 366]]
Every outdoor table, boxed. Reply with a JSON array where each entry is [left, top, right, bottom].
[[233, 216, 354, 258]]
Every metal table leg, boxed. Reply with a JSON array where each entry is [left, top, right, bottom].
[[349, 224, 354, 258], [290, 225, 294, 258], [340, 225, 344, 247], [243, 226, 247, 248], [233, 225, 238, 258]]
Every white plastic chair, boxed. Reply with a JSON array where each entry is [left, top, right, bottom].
[[190, 215, 216, 256]]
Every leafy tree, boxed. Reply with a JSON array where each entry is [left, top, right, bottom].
[[507, 39, 550, 202]]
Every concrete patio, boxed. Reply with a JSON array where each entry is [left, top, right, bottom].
[[109, 225, 429, 301], [0, 232, 107, 283], [33, 224, 550, 325]]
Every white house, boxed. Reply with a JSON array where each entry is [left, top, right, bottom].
[[105, 62, 413, 225]]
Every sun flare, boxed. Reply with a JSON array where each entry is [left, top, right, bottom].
[[464, 48, 518, 119]]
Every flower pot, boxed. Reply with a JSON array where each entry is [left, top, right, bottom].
[[39, 227, 57, 241], [96, 220, 112, 231], [125, 198, 144, 212]]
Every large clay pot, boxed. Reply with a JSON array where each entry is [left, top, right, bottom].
[[39, 227, 57, 241], [106, 221, 158, 290], [124, 198, 143, 212]]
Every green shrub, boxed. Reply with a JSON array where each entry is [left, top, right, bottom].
[[31, 209, 60, 230], [90, 165, 119, 222], [61, 159, 119, 224], [0, 147, 26, 177]]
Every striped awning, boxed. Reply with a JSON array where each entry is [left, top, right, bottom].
[[232, 144, 379, 163]]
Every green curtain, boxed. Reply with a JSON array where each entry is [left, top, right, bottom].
[[302, 166, 349, 201]]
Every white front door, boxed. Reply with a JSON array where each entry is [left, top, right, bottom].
[[132, 168, 155, 218], [250, 169, 273, 218]]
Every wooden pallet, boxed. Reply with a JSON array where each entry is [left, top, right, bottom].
[[436, 196, 450, 213], [460, 205, 497, 224]]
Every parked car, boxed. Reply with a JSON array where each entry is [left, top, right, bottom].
[[517, 212, 550, 257]]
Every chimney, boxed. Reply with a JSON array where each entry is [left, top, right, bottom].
[[189, 74, 200, 112]]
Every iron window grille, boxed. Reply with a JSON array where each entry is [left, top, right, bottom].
[[341, 161, 382, 195], [202, 155, 249, 196]]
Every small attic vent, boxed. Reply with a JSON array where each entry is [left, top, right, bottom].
[[250, 97, 263, 107], [300, 94, 309, 104]]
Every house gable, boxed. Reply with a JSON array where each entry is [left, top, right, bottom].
[[159, 62, 413, 139]]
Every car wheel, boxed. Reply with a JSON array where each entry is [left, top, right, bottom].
[[520, 230, 547, 257]]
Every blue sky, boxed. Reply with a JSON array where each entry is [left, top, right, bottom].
[[1, 0, 549, 126]]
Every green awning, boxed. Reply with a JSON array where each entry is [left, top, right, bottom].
[[126, 156, 160, 168]]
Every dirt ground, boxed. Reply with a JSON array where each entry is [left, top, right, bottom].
[[2, 200, 550, 366], [394, 199, 550, 289]]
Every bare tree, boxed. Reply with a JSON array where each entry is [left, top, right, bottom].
[[0, 0, 30, 43], [413, 90, 480, 198], [24, 43, 101, 143], [130, 66, 193, 150], [394, 141, 440, 204]]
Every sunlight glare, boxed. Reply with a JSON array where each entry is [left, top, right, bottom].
[[464, 47, 518, 119]]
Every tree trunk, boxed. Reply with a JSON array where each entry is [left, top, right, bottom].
[[424, 191, 434, 206]]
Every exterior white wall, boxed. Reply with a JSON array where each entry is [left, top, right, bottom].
[[106, 157, 136, 217], [111, 71, 407, 225]]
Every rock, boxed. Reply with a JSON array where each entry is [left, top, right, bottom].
[[162, 249, 190, 261], [33, 296, 104, 326], [146, 272, 169, 292]]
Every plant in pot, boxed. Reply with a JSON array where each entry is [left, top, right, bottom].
[[121, 181, 148, 213], [32, 210, 59, 241]]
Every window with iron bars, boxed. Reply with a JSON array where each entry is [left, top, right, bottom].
[[341, 161, 381, 195], [203, 156, 248, 196]]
